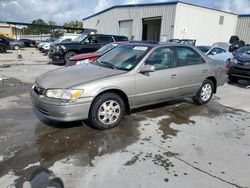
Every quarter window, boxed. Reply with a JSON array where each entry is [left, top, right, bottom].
[[98, 36, 113, 43], [176, 47, 205, 66], [145, 47, 176, 70]]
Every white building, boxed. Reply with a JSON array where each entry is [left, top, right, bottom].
[[82, 1, 241, 45], [236, 15, 250, 44]]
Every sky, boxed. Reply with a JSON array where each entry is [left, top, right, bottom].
[[0, 0, 250, 24]]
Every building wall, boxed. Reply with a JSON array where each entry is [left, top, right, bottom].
[[236, 16, 250, 44], [0, 26, 12, 35], [174, 3, 238, 45], [82, 4, 176, 41], [0, 24, 24, 37]]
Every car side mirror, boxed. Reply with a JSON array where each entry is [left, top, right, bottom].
[[140, 65, 155, 73], [212, 51, 217, 55]]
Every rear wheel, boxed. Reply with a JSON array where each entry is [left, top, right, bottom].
[[64, 52, 77, 65], [0, 45, 7, 53], [89, 92, 125, 129], [193, 79, 214, 105]]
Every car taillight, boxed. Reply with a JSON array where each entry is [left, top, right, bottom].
[[89, 57, 98, 63], [224, 62, 229, 73]]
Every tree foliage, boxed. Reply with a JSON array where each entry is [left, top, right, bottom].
[[23, 19, 83, 35]]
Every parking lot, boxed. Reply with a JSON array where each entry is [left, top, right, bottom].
[[0, 48, 250, 188]]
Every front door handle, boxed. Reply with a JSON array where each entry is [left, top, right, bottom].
[[203, 69, 208, 73]]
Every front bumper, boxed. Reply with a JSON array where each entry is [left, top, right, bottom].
[[228, 63, 250, 79], [48, 51, 65, 64], [30, 89, 92, 122]]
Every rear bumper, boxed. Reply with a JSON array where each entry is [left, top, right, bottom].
[[30, 89, 92, 122]]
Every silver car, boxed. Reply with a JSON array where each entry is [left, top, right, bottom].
[[30, 43, 226, 129]]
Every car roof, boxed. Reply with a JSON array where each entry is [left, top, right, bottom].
[[120, 42, 198, 48]]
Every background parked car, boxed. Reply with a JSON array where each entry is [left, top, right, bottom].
[[67, 42, 128, 66], [226, 50, 250, 82], [38, 38, 57, 51], [0, 37, 10, 53], [232, 46, 250, 57], [19, 39, 36, 47], [212, 42, 230, 50], [167, 39, 196, 46], [197, 46, 233, 62], [6, 38, 25, 50], [49, 34, 129, 65], [42, 35, 80, 54]]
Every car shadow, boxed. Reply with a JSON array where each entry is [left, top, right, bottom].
[[228, 79, 250, 88], [131, 99, 187, 114]]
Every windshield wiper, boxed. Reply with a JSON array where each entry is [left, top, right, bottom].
[[99, 61, 117, 69]]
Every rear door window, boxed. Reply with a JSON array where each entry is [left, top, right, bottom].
[[176, 47, 205, 66], [97, 36, 113, 43]]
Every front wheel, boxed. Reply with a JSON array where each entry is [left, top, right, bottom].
[[89, 93, 125, 129], [64, 52, 77, 65], [193, 79, 214, 105], [13, 45, 20, 50], [0, 45, 7, 53]]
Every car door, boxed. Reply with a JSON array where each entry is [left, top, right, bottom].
[[135, 47, 179, 107], [80, 35, 102, 53], [175, 46, 209, 96]]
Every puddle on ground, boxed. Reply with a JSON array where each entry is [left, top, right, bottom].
[[0, 77, 32, 98]]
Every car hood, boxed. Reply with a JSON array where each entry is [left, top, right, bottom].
[[36, 63, 125, 89], [234, 53, 250, 62], [71, 52, 101, 61]]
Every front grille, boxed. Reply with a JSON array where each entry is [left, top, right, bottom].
[[34, 84, 46, 95]]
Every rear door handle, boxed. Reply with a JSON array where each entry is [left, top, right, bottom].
[[171, 74, 177, 78]]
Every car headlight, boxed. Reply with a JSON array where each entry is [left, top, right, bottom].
[[230, 58, 238, 64], [76, 59, 90, 65], [55, 45, 66, 51], [45, 89, 84, 100]]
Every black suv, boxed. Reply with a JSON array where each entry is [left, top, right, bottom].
[[0, 37, 10, 53], [49, 34, 128, 65], [226, 51, 250, 82]]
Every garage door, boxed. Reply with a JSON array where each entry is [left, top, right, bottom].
[[119, 20, 133, 40]]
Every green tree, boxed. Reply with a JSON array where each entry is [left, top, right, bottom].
[[63, 20, 83, 33], [23, 19, 50, 35]]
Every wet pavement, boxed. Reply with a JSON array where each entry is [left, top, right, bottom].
[[0, 48, 250, 188]]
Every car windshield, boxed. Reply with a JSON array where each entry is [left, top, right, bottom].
[[96, 45, 150, 71], [96, 43, 119, 53], [73, 35, 87, 42]]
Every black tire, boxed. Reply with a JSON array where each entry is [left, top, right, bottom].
[[13, 45, 20, 50], [0, 45, 7, 53], [89, 92, 125, 130], [228, 75, 238, 83], [64, 52, 77, 65], [193, 79, 214, 105]]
